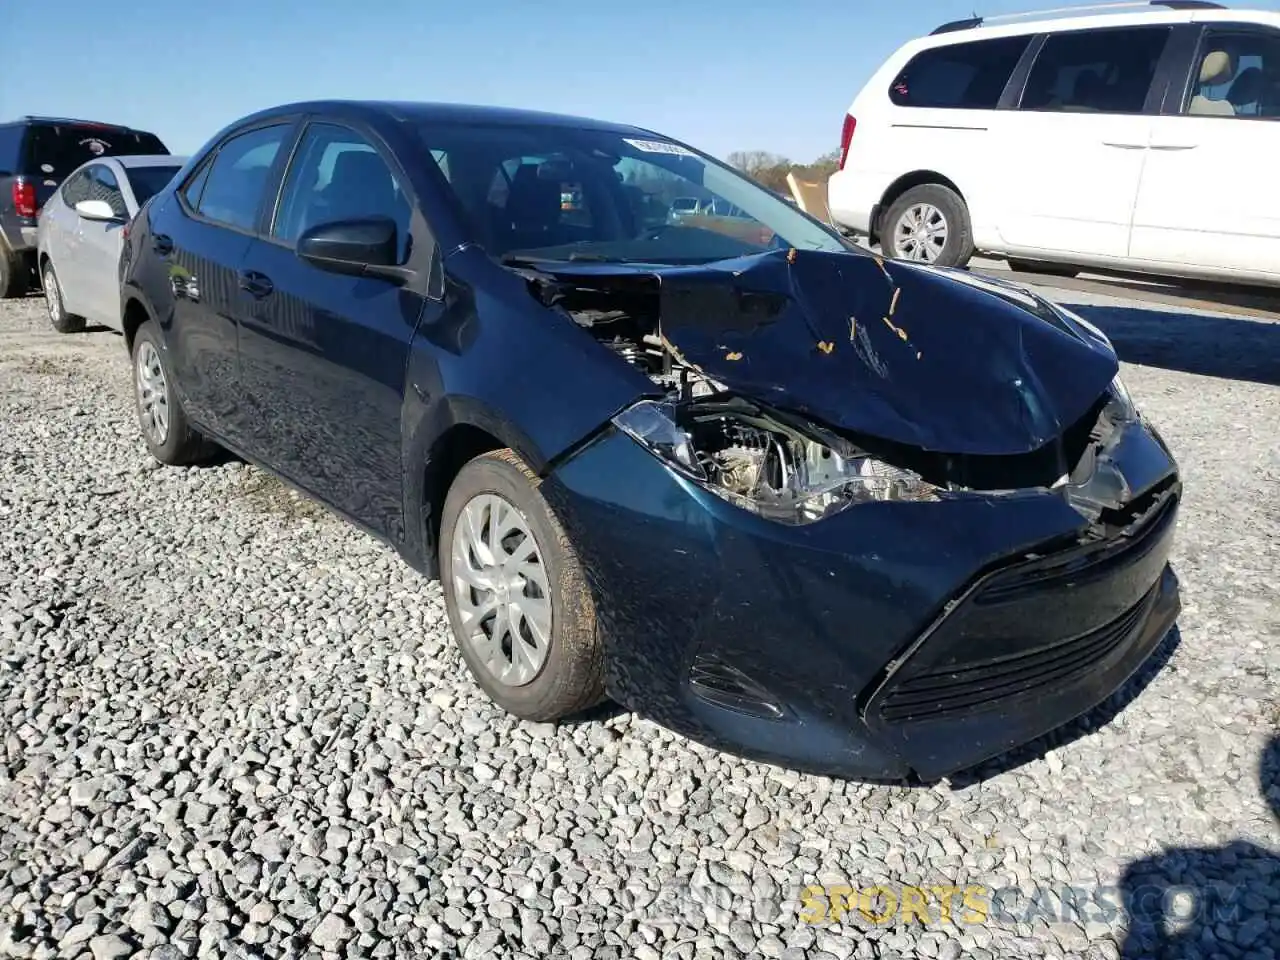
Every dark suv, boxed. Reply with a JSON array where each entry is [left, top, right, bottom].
[[0, 116, 168, 297]]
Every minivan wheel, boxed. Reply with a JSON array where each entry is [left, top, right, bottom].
[[882, 184, 974, 268], [43, 264, 85, 334], [130, 321, 217, 466], [440, 449, 605, 722]]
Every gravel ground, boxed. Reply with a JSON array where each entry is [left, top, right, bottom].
[[0, 290, 1276, 960]]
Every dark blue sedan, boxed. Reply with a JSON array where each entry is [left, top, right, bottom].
[[119, 100, 1181, 781]]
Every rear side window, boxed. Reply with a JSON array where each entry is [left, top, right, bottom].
[[0, 126, 21, 176], [191, 124, 289, 231], [889, 36, 1032, 109], [1186, 30, 1280, 117], [1020, 26, 1171, 114], [21, 125, 169, 178]]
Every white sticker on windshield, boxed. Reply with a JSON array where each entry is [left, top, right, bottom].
[[40, 164, 55, 173], [624, 138, 695, 157]]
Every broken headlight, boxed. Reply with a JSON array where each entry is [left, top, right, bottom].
[[613, 399, 939, 525]]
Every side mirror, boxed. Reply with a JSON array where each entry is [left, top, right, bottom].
[[297, 217, 413, 284], [75, 199, 124, 223]]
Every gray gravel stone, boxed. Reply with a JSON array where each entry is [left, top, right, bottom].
[[0, 289, 1276, 960]]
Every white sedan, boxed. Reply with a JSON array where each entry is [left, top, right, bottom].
[[36, 154, 187, 333]]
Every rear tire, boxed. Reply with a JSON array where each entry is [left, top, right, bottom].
[[1007, 258, 1080, 278], [130, 321, 218, 466], [440, 449, 605, 722], [0, 251, 28, 299], [43, 263, 85, 334], [881, 184, 974, 268]]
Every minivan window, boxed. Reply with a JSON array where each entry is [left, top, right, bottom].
[[193, 125, 289, 231], [889, 36, 1032, 109], [1187, 30, 1280, 117], [1020, 26, 1171, 114]]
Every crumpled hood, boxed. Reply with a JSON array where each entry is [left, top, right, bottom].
[[538, 248, 1120, 457]]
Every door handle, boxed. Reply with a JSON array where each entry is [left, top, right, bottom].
[[1101, 141, 1146, 149], [1149, 143, 1198, 151], [153, 234, 173, 256], [238, 270, 274, 299]]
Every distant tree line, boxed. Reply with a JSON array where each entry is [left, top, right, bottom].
[[726, 150, 842, 195]]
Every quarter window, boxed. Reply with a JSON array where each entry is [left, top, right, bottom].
[[272, 123, 413, 262], [1020, 27, 1171, 114], [888, 36, 1033, 109], [1186, 31, 1280, 117], [193, 124, 289, 230]]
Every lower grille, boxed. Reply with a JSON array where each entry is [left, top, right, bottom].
[[879, 586, 1157, 722]]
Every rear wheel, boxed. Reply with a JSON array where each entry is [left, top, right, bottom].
[[43, 263, 85, 334], [440, 449, 605, 722], [0, 251, 28, 299], [882, 184, 974, 268], [130, 321, 218, 466]]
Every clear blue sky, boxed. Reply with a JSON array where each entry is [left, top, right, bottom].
[[5, 0, 1280, 163]]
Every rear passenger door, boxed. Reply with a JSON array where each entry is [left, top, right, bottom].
[[1130, 24, 1280, 280], [237, 120, 420, 536], [992, 25, 1171, 259], [161, 122, 294, 444]]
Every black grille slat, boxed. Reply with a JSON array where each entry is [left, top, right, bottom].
[[880, 588, 1155, 722]]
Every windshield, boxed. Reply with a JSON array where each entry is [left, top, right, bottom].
[[416, 122, 855, 265], [125, 166, 183, 206], [22, 125, 169, 178]]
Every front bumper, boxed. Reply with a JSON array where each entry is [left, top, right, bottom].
[[544, 416, 1181, 781]]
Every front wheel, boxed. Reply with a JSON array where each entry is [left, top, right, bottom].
[[881, 184, 974, 268], [130, 321, 218, 466], [440, 449, 605, 721], [43, 263, 85, 334]]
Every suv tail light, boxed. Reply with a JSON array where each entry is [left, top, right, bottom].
[[12, 179, 37, 219], [838, 115, 857, 171]]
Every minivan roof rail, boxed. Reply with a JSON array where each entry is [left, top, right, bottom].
[[930, 0, 1225, 35]]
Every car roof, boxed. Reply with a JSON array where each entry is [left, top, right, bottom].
[[921, 4, 1280, 46], [232, 99, 660, 137], [107, 154, 188, 169]]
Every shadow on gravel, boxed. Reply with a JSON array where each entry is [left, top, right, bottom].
[[1117, 735, 1280, 959], [947, 623, 1183, 789], [1063, 303, 1280, 387]]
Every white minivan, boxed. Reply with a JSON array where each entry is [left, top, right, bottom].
[[827, 1, 1280, 286]]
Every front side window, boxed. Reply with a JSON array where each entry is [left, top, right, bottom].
[[272, 123, 413, 262], [417, 122, 854, 265], [193, 124, 289, 230], [889, 36, 1032, 109], [86, 164, 127, 218], [61, 169, 92, 207], [1021, 26, 1171, 114], [1187, 30, 1280, 117]]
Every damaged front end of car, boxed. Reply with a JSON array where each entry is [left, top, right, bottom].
[[514, 247, 1181, 781]]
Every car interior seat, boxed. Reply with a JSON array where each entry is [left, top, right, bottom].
[[501, 164, 565, 253], [1227, 65, 1265, 114], [1189, 50, 1238, 115], [313, 149, 411, 259]]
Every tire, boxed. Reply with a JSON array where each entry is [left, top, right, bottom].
[[0, 251, 28, 299], [130, 321, 218, 466], [42, 263, 86, 334], [440, 448, 605, 722], [1007, 258, 1080, 278], [881, 184, 975, 268]]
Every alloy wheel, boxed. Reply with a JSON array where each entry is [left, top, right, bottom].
[[894, 203, 949, 263], [450, 492, 552, 687], [135, 341, 170, 445], [44, 269, 61, 321]]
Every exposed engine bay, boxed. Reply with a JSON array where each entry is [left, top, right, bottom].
[[521, 263, 1142, 529]]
